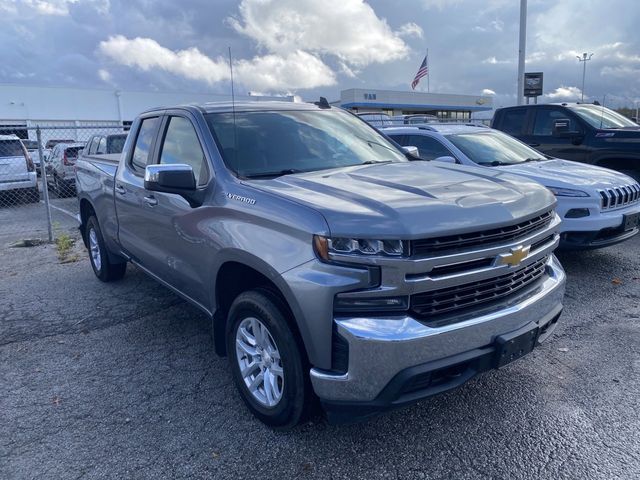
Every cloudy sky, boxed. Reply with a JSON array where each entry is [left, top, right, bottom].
[[1, 0, 639, 108]]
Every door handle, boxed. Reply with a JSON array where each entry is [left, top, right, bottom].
[[528, 143, 541, 147], [143, 195, 158, 207], [115, 184, 126, 195]]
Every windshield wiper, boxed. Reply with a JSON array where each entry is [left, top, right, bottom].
[[244, 168, 305, 179], [360, 160, 393, 165], [478, 160, 508, 166], [524, 157, 546, 162]]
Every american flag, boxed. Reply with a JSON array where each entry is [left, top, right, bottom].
[[411, 54, 429, 90]]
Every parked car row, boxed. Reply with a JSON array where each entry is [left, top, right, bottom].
[[0, 132, 130, 202]]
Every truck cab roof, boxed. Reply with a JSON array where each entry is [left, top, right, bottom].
[[141, 100, 321, 116]]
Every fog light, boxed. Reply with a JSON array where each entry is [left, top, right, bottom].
[[334, 295, 409, 313], [565, 208, 590, 218]]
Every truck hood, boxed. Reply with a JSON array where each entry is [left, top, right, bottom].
[[246, 162, 555, 238], [499, 159, 638, 192]]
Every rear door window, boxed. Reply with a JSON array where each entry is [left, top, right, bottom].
[[107, 135, 126, 154], [499, 109, 527, 135], [131, 117, 160, 172], [532, 109, 580, 136]]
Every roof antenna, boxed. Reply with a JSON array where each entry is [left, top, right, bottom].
[[228, 46, 239, 176], [599, 94, 606, 129], [314, 96, 331, 109]]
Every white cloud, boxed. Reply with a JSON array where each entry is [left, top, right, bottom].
[[227, 0, 410, 68], [98, 68, 112, 83], [482, 56, 511, 65], [525, 51, 546, 63], [235, 51, 336, 90], [482, 88, 496, 96], [397, 22, 424, 39], [98, 35, 335, 91], [25, 0, 72, 15], [420, 0, 464, 10], [99, 35, 232, 84], [546, 86, 583, 101], [9, 0, 109, 16]]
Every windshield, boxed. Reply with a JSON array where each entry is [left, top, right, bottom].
[[447, 130, 547, 166], [570, 105, 638, 129], [205, 109, 407, 178]]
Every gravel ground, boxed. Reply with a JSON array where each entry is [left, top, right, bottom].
[[1, 231, 639, 479]]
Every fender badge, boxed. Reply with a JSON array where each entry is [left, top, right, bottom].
[[225, 192, 256, 205]]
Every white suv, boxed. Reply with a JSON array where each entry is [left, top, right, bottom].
[[383, 124, 640, 249], [0, 135, 39, 203]]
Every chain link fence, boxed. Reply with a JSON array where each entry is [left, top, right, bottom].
[[0, 124, 128, 247]]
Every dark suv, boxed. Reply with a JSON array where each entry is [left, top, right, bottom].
[[492, 103, 640, 180]]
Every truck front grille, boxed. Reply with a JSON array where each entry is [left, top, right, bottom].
[[410, 210, 553, 257], [599, 184, 640, 210], [410, 256, 548, 319]]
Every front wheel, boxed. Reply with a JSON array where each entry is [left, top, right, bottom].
[[86, 216, 126, 282], [226, 290, 310, 429]]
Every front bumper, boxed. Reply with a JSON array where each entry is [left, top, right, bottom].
[[310, 255, 565, 418], [557, 198, 640, 249]]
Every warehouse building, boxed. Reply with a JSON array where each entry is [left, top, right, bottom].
[[337, 88, 493, 120]]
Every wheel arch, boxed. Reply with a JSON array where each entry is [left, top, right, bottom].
[[211, 253, 314, 366]]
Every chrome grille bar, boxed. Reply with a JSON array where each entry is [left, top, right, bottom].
[[599, 183, 640, 210]]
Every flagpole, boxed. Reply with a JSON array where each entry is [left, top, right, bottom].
[[427, 49, 430, 93]]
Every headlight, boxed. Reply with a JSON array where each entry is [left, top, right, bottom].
[[313, 235, 405, 260], [547, 186, 589, 197]]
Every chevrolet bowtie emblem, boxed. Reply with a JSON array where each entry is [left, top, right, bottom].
[[498, 245, 530, 267]]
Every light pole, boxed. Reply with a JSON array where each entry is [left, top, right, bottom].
[[576, 52, 593, 102], [517, 0, 527, 105]]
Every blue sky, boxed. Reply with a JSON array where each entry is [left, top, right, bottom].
[[1, 0, 639, 108]]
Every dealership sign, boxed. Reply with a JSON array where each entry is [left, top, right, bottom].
[[524, 72, 543, 97]]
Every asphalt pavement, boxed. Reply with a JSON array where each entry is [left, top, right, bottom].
[[1, 230, 639, 479]]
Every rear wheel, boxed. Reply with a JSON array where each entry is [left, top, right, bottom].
[[86, 216, 126, 282], [24, 187, 40, 203], [226, 289, 310, 429]]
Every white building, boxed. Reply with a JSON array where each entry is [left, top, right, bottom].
[[338, 88, 493, 120], [0, 83, 293, 140]]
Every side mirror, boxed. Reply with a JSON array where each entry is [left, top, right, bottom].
[[433, 155, 457, 164], [144, 164, 203, 207], [552, 118, 571, 137], [402, 145, 420, 158]]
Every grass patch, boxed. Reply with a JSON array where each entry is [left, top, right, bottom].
[[55, 233, 75, 262]]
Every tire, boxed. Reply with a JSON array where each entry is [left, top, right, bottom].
[[26, 187, 40, 203], [52, 174, 62, 196], [85, 216, 126, 282], [226, 289, 310, 429]]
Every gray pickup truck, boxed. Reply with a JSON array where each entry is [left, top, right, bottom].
[[76, 101, 566, 428]]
